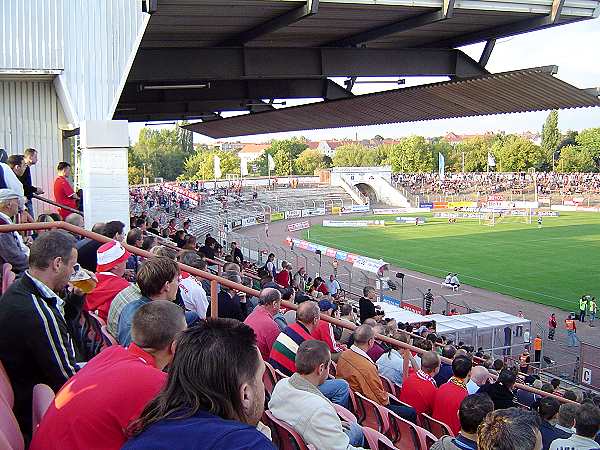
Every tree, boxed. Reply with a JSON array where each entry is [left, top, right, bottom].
[[128, 165, 144, 184], [430, 137, 453, 171], [265, 138, 308, 175], [492, 135, 545, 172], [557, 145, 596, 172], [576, 128, 600, 161], [455, 135, 496, 172], [332, 143, 371, 167], [129, 127, 189, 181], [181, 149, 241, 180], [541, 110, 561, 159], [386, 136, 434, 173], [295, 149, 327, 175]]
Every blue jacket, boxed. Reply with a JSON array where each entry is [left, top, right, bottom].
[[122, 410, 275, 450], [117, 296, 150, 346]]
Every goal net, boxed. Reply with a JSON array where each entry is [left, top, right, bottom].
[[481, 209, 533, 227]]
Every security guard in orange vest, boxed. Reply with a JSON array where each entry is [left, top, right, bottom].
[[565, 313, 578, 347], [533, 335, 543, 363]]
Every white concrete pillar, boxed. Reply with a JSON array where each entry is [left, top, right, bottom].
[[79, 120, 130, 230]]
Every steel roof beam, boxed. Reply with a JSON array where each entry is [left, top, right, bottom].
[[325, 0, 455, 47], [478, 39, 496, 67], [218, 0, 319, 46], [426, 0, 567, 48], [128, 47, 487, 82], [121, 79, 352, 103]]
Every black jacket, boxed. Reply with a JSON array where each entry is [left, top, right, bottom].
[[0, 273, 82, 432], [206, 290, 247, 322], [477, 382, 517, 410], [17, 166, 39, 200]]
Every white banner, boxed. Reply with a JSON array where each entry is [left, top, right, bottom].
[[323, 220, 385, 227], [353, 255, 388, 274], [302, 207, 326, 217], [240, 159, 248, 176], [268, 154, 276, 171], [284, 209, 302, 219], [241, 216, 257, 227], [373, 208, 405, 215], [287, 221, 310, 232]]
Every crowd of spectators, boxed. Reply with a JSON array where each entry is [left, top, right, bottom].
[[1, 161, 600, 449], [394, 172, 600, 197]]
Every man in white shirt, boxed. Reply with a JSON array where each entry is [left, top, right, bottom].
[[550, 404, 600, 450], [178, 250, 209, 319], [450, 273, 460, 287], [269, 340, 365, 450], [325, 274, 341, 298]]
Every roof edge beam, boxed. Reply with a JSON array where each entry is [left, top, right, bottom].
[[218, 0, 319, 46], [325, 0, 455, 47], [129, 47, 487, 82], [426, 0, 568, 48]]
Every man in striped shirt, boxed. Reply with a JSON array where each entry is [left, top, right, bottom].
[[0, 231, 82, 436], [269, 301, 350, 407]]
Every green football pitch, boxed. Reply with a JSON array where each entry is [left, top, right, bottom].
[[302, 212, 600, 311]]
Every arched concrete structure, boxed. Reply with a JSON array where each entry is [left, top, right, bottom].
[[330, 167, 410, 207]]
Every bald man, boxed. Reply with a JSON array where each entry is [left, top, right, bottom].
[[467, 365, 491, 394], [400, 351, 440, 415]]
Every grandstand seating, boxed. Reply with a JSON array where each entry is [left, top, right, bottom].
[[354, 392, 390, 434], [262, 409, 314, 450], [31, 384, 54, 435], [0, 396, 23, 450], [0, 361, 14, 408], [362, 426, 399, 450], [420, 412, 454, 439]]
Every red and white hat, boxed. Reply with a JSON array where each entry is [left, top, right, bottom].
[[96, 240, 131, 272]]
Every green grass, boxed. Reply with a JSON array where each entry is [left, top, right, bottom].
[[302, 212, 600, 311]]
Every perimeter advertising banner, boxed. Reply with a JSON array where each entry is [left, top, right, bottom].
[[301, 207, 326, 217], [270, 212, 284, 221], [241, 217, 257, 227], [287, 237, 387, 270], [331, 206, 342, 215], [287, 221, 310, 232], [322, 220, 385, 227], [340, 204, 370, 214], [285, 210, 302, 219]]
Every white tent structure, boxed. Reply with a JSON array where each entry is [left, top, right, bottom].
[[374, 302, 428, 324], [428, 311, 531, 357]]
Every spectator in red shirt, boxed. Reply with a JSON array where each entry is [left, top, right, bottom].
[[274, 263, 291, 288], [312, 300, 344, 359], [244, 288, 282, 360], [399, 351, 440, 415], [30, 300, 186, 450], [312, 277, 329, 296], [85, 240, 131, 321], [53, 161, 79, 219], [433, 355, 472, 435]]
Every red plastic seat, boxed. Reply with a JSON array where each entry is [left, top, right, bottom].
[[263, 361, 278, 396], [32, 384, 55, 435], [386, 411, 428, 450], [0, 429, 14, 450], [0, 397, 24, 450], [380, 375, 397, 396], [263, 410, 311, 450], [101, 326, 119, 346], [334, 403, 358, 423], [2, 263, 15, 294], [0, 360, 14, 408], [420, 412, 454, 438], [362, 426, 399, 450], [354, 392, 390, 434], [393, 382, 402, 399]]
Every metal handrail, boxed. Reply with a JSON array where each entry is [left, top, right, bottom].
[[32, 194, 83, 215], [0, 220, 576, 405]]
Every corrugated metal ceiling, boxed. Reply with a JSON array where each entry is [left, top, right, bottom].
[[184, 66, 600, 138]]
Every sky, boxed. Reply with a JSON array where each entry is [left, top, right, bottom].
[[128, 17, 600, 145]]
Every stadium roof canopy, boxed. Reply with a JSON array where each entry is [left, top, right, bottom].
[[184, 66, 600, 138], [115, 0, 600, 128]]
